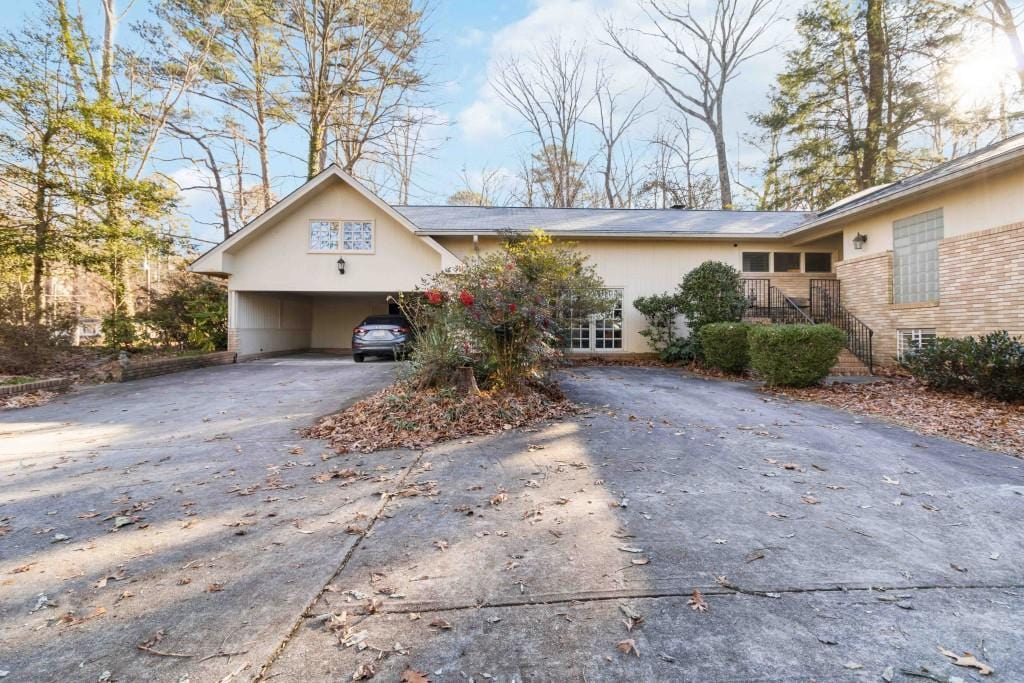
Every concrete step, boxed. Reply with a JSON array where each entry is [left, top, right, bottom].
[[829, 348, 871, 376]]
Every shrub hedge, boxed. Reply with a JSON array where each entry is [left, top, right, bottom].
[[900, 330, 1024, 401], [699, 322, 750, 373], [748, 324, 844, 387]]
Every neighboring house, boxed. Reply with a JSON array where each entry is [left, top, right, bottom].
[[191, 133, 1024, 368]]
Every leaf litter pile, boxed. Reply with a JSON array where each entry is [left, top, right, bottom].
[[776, 378, 1024, 456], [306, 382, 579, 454]]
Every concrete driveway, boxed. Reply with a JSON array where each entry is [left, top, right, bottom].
[[2, 362, 1023, 681]]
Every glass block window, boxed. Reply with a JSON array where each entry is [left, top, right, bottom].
[[343, 221, 374, 251], [569, 288, 623, 351], [773, 252, 801, 272], [893, 209, 943, 303], [805, 252, 832, 273], [742, 252, 769, 272], [897, 329, 936, 359], [309, 220, 339, 251]]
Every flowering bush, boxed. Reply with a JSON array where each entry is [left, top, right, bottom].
[[400, 230, 611, 391]]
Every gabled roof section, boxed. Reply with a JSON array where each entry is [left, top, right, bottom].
[[395, 205, 814, 238], [190, 164, 459, 273], [786, 132, 1024, 236]]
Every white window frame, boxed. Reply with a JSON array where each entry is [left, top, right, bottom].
[[569, 288, 624, 352], [896, 328, 936, 359], [308, 219, 375, 254]]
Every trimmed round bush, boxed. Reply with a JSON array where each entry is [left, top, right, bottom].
[[699, 322, 750, 373], [748, 324, 845, 387]]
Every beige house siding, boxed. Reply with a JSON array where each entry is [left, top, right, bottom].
[[835, 162, 1024, 258], [230, 292, 313, 357], [837, 221, 1024, 363], [436, 234, 841, 353], [311, 295, 391, 351], [222, 177, 443, 293]]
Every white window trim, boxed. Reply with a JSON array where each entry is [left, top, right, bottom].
[[569, 287, 626, 353], [896, 328, 936, 359], [308, 219, 376, 254]]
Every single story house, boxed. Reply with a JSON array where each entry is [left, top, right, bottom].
[[191, 132, 1024, 369]]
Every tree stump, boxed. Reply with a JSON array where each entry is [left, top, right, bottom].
[[452, 366, 480, 397]]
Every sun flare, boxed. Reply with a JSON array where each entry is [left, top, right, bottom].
[[949, 40, 1018, 110]]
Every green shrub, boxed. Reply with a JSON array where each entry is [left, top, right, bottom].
[[661, 336, 697, 363], [748, 324, 844, 387], [677, 261, 746, 332], [699, 322, 750, 373], [633, 293, 682, 356], [901, 331, 1024, 401]]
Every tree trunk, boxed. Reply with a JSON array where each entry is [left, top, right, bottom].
[[452, 366, 480, 397], [861, 0, 886, 189], [710, 123, 733, 209], [991, 0, 1024, 90]]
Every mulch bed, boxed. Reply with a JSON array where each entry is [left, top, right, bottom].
[[306, 382, 580, 454], [774, 378, 1024, 457]]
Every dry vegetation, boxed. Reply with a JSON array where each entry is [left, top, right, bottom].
[[306, 383, 580, 454], [775, 378, 1024, 457]]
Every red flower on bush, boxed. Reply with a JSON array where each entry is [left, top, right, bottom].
[[425, 289, 444, 305], [508, 303, 517, 313], [459, 289, 475, 307]]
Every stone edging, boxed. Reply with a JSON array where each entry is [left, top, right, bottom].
[[0, 377, 73, 397]]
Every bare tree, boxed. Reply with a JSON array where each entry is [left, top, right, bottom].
[[447, 166, 504, 206], [381, 107, 442, 204], [586, 65, 650, 207], [491, 38, 592, 207], [606, 0, 779, 208], [640, 118, 717, 209], [280, 0, 426, 179]]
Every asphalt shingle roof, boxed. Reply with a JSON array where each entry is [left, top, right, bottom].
[[394, 205, 815, 237]]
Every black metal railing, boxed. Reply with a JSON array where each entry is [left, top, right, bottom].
[[743, 278, 771, 317], [769, 285, 814, 324], [809, 279, 874, 372]]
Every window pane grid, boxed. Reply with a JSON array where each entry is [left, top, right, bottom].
[[310, 220, 339, 250], [569, 288, 623, 351], [343, 221, 373, 251], [897, 329, 936, 359], [893, 209, 942, 304]]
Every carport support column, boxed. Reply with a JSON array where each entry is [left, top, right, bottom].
[[227, 290, 239, 353]]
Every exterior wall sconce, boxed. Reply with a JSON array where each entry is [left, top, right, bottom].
[[337, 256, 346, 274], [853, 233, 868, 250]]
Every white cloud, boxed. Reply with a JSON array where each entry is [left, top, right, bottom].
[[457, 96, 508, 141], [456, 27, 488, 48]]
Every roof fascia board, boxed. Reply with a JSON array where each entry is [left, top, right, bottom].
[[783, 145, 1024, 238]]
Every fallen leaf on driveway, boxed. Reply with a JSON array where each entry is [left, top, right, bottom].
[[631, 558, 650, 565], [843, 662, 863, 670], [688, 589, 709, 613], [938, 648, 994, 675], [433, 540, 449, 551], [429, 617, 452, 630], [205, 583, 224, 593], [801, 496, 820, 505], [490, 491, 507, 506], [618, 546, 644, 553], [619, 605, 643, 631], [352, 662, 376, 680], [616, 639, 640, 657], [400, 668, 430, 683]]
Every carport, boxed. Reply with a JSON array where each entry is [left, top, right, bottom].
[[229, 290, 399, 357]]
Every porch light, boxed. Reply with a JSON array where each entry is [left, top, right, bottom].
[[337, 256, 346, 274], [853, 233, 868, 250]]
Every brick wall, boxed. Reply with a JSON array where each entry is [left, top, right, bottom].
[[836, 221, 1024, 365], [118, 351, 237, 382], [0, 377, 73, 397]]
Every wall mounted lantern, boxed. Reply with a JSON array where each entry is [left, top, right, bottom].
[[337, 256, 346, 274], [852, 233, 868, 250]]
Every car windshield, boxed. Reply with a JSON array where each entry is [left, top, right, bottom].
[[362, 316, 407, 326]]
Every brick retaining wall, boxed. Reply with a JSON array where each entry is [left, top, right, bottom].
[[0, 377, 73, 397], [118, 351, 237, 382]]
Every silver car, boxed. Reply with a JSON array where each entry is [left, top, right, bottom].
[[352, 315, 413, 362]]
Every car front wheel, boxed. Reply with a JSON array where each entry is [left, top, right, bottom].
[[353, 354, 364, 363]]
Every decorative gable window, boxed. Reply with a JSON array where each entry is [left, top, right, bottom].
[[309, 220, 374, 253], [893, 209, 943, 303]]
